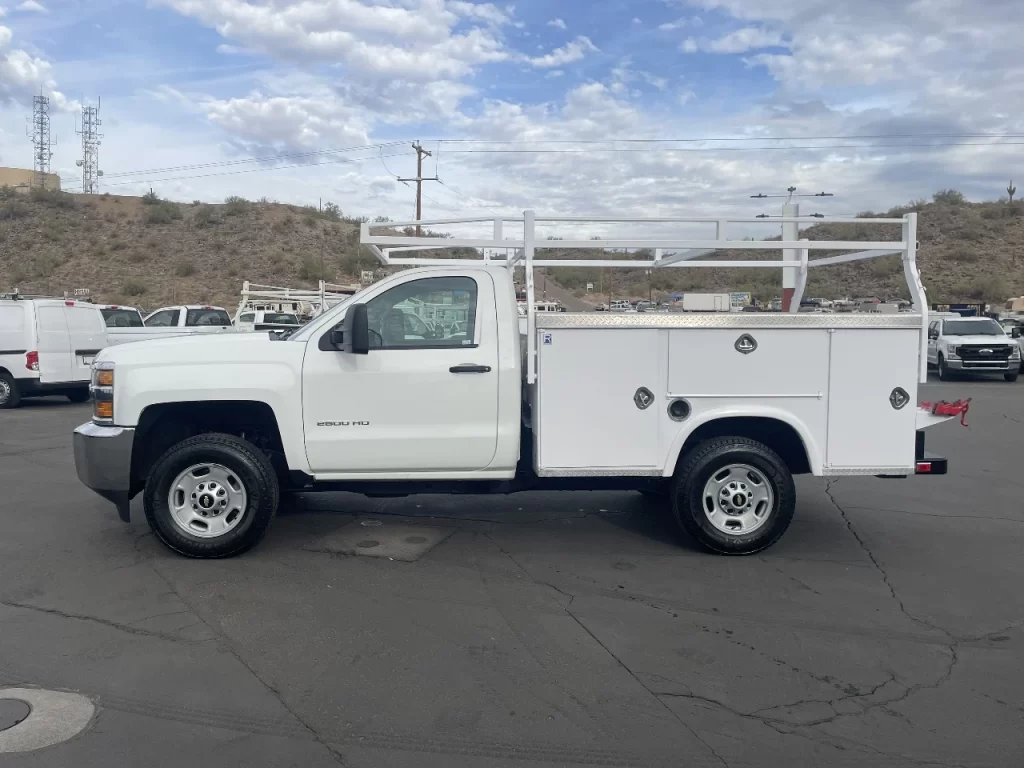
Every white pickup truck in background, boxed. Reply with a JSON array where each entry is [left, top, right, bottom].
[[927, 315, 1021, 381], [73, 210, 955, 560], [105, 304, 236, 346]]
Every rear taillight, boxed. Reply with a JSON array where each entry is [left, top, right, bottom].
[[26, 351, 39, 372]]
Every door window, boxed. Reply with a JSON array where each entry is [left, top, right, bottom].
[[186, 308, 231, 326], [146, 309, 180, 327], [365, 277, 478, 349], [239, 313, 255, 324]]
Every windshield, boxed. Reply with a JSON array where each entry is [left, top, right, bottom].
[[101, 309, 143, 328], [185, 308, 232, 326], [943, 319, 1003, 336], [261, 313, 299, 325]]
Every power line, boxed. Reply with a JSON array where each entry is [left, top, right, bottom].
[[437, 141, 1024, 154], [101, 141, 407, 179], [430, 132, 1024, 144], [98, 151, 409, 188]]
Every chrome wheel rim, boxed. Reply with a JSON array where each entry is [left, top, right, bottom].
[[168, 463, 248, 538], [0, 379, 10, 404], [702, 464, 774, 536]]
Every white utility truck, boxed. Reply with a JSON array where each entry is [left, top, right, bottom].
[[73, 211, 954, 558], [682, 293, 731, 312], [927, 315, 1021, 381], [1, 294, 107, 408]]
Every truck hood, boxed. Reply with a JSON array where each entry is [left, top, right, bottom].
[[99, 330, 281, 363], [944, 335, 1015, 345]]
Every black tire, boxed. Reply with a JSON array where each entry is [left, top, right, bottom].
[[143, 433, 279, 558], [66, 387, 91, 403], [0, 372, 20, 409], [937, 354, 950, 381], [1005, 373, 1019, 382], [672, 437, 795, 555]]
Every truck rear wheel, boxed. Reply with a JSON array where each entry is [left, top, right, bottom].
[[143, 433, 279, 558], [672, 437, 795, 555], [0, 372, 20, 409]]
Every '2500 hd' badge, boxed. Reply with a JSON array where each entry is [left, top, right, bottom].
[[317, 421, 370, 427]]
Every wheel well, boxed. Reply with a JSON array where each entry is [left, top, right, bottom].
[[675, 417, 812, 475], [131, 401, 286, 492], [0, 366, 11, 378]]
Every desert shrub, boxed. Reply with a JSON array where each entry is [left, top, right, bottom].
[[304, 215, 318, 228], [128, 249, 149, 263], [145, 202, 182, 225], [224, 196, 250, 216], [109, 239, 128, 251], [948, 248, 979, 263], [142, 190, 161, 205], [42, 222, 63, 242], [193, 205, 219, 227], [870, 255, 902, 275], [0, 199, 29, 220], [174, 260, 196, 277], [192, 200, 202, 206], [29, 187, 75, 208], [322, 201, 341, 221], [933, 188, 966, 205], [123, 279, 148, 296]]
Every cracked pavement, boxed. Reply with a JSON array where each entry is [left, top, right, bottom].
[[1, 380, 1023, 767]]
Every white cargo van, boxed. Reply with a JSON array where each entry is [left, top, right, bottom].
[[0, 296, 107, 408]]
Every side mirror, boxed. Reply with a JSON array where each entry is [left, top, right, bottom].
[[1013, 327, 1022, 339], [337, 303, 370, 354]]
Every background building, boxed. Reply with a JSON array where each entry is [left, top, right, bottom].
[[0, 167, 62, 193]]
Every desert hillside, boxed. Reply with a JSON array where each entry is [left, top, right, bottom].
[[2, 187, 1022, 311], [0, 189, 375, 312]]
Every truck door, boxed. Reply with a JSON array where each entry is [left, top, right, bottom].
[[302, 273, 500, 474], [35, 303, 73, 384], [64, 305, 107, 382]]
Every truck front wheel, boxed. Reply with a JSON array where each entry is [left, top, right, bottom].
[[672, 437, 795, 555], [143, 433, 279, 558]]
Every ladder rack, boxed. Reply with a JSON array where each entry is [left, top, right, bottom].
[[360, 211, 926, 384]]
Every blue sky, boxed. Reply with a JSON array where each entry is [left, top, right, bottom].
[[1, 0, 1021, 220]]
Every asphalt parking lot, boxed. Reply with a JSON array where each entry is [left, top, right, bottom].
[[1, 378, 1022, 768]]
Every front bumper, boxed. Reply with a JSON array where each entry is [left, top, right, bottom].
[[946, 358, 1020, 372], [73, 422, 135, 522]]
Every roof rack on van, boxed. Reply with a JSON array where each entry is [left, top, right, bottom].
[[1, 291, 67, 301]]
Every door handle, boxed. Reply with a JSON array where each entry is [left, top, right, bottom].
[[450, 364, 492, 374]]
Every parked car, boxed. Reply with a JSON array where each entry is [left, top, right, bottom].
[[927, 316, 1021, 381], [98, 305, 145, 328], [106, 305, 237, 347], [235, 310, 301, 333], [0, 296, 106, 408]]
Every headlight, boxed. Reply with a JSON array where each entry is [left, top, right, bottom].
[[945, 344, 958, 356], [91, 361, 115, 424]]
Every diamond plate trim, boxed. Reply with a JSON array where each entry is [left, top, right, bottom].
[[536, 313, 924, 329], [823, 466, 914, 476], [535, 467, 663, 478]]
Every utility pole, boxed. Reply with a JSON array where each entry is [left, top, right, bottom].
[[27, 94, 53, 189], [751, 187, 834, 311], [398, 141, 439, 236], [76, 99, 103, 194]]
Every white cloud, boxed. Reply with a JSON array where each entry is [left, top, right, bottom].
[[632, 17, 641, 24], [153, 0, 509, 81], [544, 69, 564, 78], [528, 36, 597, 68], [447, 1, 511, 26], [683, 26, 784, 54], [679, 88, 695, 104], [0, 23, 72, 109], [15, 0, 45, 11], [547, 18, 566, 30], [0, 8, 7, 18]]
